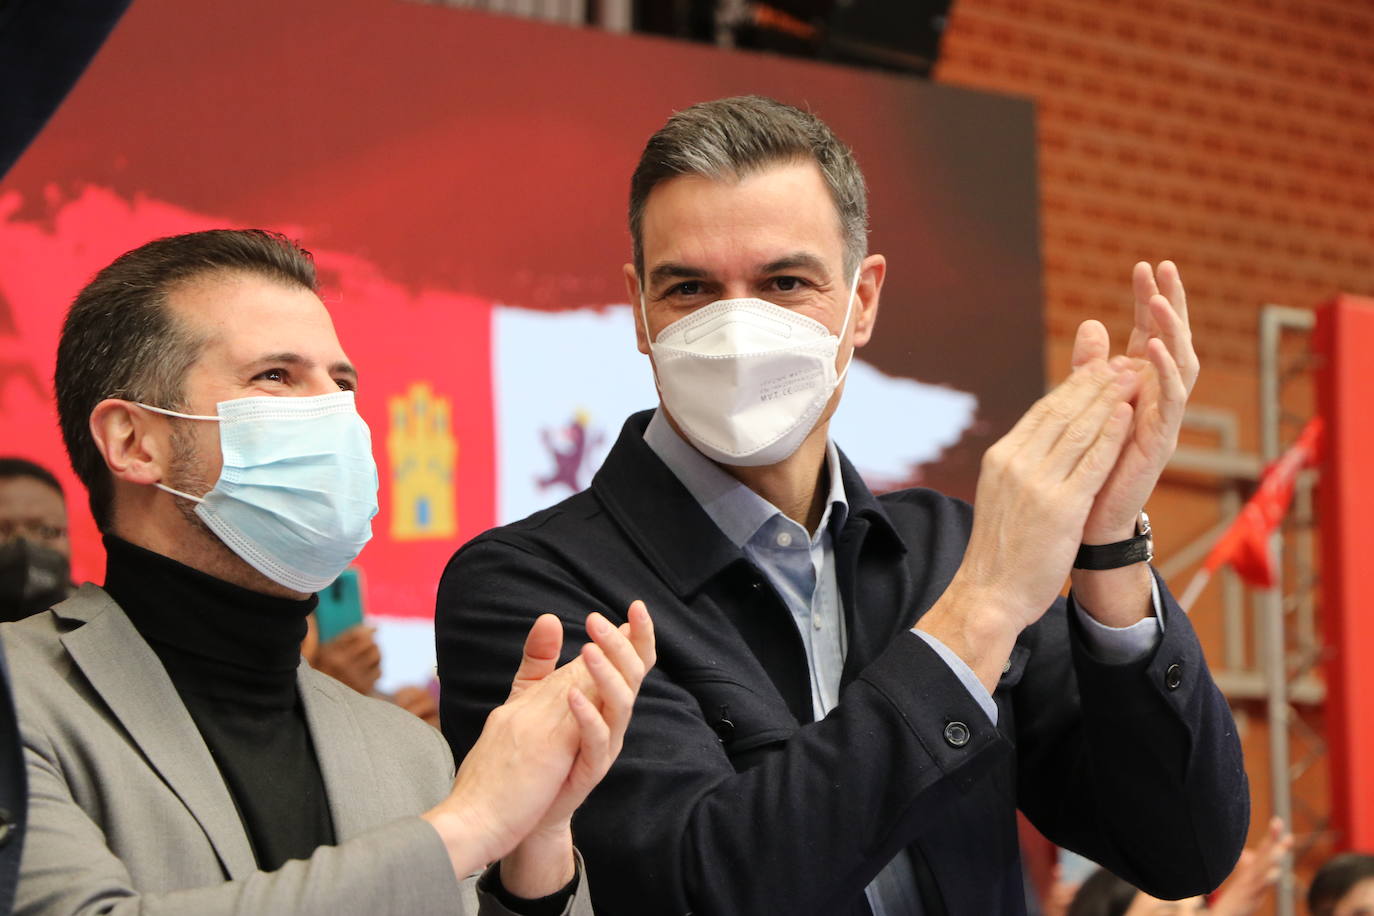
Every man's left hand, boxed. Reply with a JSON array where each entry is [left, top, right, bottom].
[[496, 601, 656, 899], [1071, 261, 1197, 545], [508, 602, 656, 832]]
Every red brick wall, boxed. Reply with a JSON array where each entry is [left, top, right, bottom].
[[935, 0, 1374, 907], [937, 0, 1374, 378]]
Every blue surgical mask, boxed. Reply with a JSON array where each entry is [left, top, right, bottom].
[[137, 391, 378, 593]]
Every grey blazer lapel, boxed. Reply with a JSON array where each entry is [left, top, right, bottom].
[[299, 667, 386, 840], [56, 585, 258, 879]]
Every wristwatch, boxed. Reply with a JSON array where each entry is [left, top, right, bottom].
[[1074, 511, 1153, 570]]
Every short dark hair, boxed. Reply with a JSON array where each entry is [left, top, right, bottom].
[[54, 229, 317, 531], [1066, 868, 1138, 916], [1308, 852, 1374, 916], [0, 457, 64, 497], [628, 95, 868, 279]]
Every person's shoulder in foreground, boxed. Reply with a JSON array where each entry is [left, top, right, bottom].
[[438, 96, 1247, 916], [9, 229, 656, 916], [5, 592, 463, 916], [0, 635, 24, 916]]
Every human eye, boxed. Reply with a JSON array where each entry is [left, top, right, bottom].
[[769, 276, 811, 293], [667, 280, 706, 298], [335, 377, 357, 392], [253, 367, 289, 385]]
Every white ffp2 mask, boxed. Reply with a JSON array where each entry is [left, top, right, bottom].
[[642, 267, 861, 467], [139, 391, 378, 593]]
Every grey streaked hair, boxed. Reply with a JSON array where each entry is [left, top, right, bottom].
[[629, 95, 869, 279]]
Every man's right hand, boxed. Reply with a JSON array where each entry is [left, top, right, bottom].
[[917, 358, 1138, 691], [421, 603, 655, 884]]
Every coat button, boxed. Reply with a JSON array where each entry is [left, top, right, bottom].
[[1165, 663, 1183, 690], [0, 808, 11, 848], [714, 706, 735, 742], [943, 721, 970, 748]]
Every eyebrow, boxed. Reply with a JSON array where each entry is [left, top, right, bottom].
[[758, 252, 830, 278], [647, 252, 831, 287], [246, 352, 359, 382], [648, 262, 711, 286]]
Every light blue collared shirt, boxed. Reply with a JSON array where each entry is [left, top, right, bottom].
[[643, 408, 1162, 915]]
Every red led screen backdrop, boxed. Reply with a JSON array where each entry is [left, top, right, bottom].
[[0, 0, 1041, 684]]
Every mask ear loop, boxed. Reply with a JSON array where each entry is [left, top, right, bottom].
[[130, 402, 220, 504], [154, 482, 206, 504], [639, 283, 668, 398], [638, 285, 653, 349], [134, 403, 221, 422], [834, 264, 863, 386]]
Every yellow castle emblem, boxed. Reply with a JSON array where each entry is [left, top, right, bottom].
[[387, 382, 458, 540]]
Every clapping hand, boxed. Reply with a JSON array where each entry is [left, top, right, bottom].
[[921, 262, 1197, 684], [425, 603, 655, 897], [1072, 261, 1198, 544], [921, 356, 1139, 689], [501, 602, 656, 834]]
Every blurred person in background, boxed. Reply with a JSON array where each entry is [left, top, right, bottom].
[[1062, 819, 1293, 916], [302, 613, 440, 727], [1208, 818, 1295, 916], [1066, 869, 1204, 916], [0, 459, 74, 622], [3, 229, 655, 915], [1308, 853, 1374, 916], [301, 614, 381, 694]]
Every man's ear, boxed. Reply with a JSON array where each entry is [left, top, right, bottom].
[[851, 254, 886, 350], [89, 399, 169, 487], [624, 263, 651, 355]]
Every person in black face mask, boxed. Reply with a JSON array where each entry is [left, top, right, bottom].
[[0, 458, 74, 623]]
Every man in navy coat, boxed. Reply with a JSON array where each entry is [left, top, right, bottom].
[[437, 96, 1248, 915]]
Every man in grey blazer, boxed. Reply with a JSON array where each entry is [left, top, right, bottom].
[[2, 229, 656, 915], [0, 640, 22, 916]]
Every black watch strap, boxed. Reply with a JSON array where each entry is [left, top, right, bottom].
[[1074, 511, 1153, 570]]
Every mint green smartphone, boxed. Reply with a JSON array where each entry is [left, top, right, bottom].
[[315, 568, 364, 644]]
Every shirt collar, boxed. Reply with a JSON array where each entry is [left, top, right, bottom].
[[643, 408, 849, 550]]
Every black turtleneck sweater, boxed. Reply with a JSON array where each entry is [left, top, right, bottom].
[[103, 538, 580, 912], [102, 536, 334, 870]]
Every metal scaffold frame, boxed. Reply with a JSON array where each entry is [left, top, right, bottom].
[[1162, 306, 1327, 916], [1258, 305, 1328, 916]]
